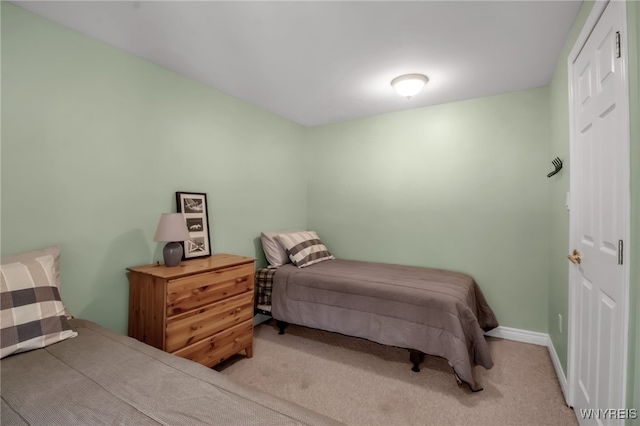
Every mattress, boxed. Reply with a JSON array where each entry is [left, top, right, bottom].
[[0, 318, 340, 425], [271, 259, 498, 389]]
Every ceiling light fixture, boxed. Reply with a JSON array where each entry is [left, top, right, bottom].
[[391, 74, 429, 99]]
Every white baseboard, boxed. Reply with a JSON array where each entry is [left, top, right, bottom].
[[484, 326, 548, 346], [484, 326, 569, 405], [546, 336, 569, 405]]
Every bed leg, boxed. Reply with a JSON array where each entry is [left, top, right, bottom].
[[409, 350, 424, 372], [276, 320, 288, 335]]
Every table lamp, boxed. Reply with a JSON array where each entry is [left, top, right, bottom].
[[153, 213, 190, 267]]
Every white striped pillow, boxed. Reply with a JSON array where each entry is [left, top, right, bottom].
[[1, 245, 71, 318], [0, 254, 77, 359], [260, 230, 302, 267], [275, 231, 334, 268]]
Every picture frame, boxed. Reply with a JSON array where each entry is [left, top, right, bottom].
[[175, 191, 211, 259]]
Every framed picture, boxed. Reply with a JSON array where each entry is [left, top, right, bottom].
[[176, 191, 211, 259]]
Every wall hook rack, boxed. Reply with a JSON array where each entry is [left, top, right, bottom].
[[547, 157, 563, 178]]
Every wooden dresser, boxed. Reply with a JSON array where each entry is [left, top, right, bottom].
[[127, 253, 255, 368]]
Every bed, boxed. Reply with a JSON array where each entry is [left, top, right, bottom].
[[1, 245, 339, 426], [259, 231, 499, 391], [1, 318, 340, 426]]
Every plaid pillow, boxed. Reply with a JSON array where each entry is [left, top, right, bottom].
[[0, 253, 77, 359], [255, 267, 276, 305], [276, 231, 335, 268], [1, 245, 71, 318]]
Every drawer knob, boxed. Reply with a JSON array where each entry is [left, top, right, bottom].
[[192, 289, 200, 295], [236, 277, 246, 283], [235, 307, 242, 313], [234, 337, 240, 343], [191, 324, 198, 331]]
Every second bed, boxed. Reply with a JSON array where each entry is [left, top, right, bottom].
[[258, 258, 498, 391]]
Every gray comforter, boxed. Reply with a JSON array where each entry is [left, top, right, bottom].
[[272, 259, 498, 389], [0, 319, 340, 425]]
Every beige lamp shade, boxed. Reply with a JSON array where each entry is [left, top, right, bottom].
[[154, 213, 191, 267], [153, 213, 190, 242]]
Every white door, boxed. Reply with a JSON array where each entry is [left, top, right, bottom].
[[568, 1, 629, 424]]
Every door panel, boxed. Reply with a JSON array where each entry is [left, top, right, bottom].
[[569, 1, 628, 424], [577, 278, 594, 404]]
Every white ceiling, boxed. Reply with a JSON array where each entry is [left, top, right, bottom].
[[12, 1, 582, 127]]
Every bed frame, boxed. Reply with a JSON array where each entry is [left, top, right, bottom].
[[276, 319, 455, 381]]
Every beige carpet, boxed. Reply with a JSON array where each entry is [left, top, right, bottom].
[[216, 320, 577, 426]]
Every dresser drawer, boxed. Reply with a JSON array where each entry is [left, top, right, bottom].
[[165, 292, 252, 352], [172, 319, 253, 367], [167, 264, 254, 316]]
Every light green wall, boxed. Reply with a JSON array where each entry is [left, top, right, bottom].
[[306, 88, 551, 332], [0, 3, 307, 334], [2, 2, 639, 406], [547, 0, 594, 377]]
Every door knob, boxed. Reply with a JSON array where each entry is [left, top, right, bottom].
[[568, 249, 582, 264]]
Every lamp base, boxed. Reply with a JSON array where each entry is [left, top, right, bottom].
[[163, 242, 184, 267]]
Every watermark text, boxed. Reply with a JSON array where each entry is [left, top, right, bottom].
[[580, 409, 637, 420]]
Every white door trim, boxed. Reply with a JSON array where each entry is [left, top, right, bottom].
[[566, 0, 631, 411]]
